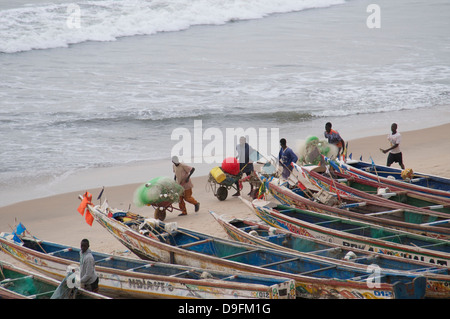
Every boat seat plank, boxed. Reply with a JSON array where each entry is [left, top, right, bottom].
[[298, 265, 336, 276], [126, 264, 152, 272], [314, 219, 340, 226], [29, 291, 56, 299], [349, 274, 386, 282], [367, 209, 404, 216], [261, 257, 300, 268], [222, 275, 238, 281], [308, 247, 342, 255], [341, 226, 371, 233], [222, 249, 260, 260], [420, 218, 450, 226], [94, 256, 113, 264], [48, 248, 72, 256], [177, 239, 212, 249], [1, 275, 33, 284], [340, 202, 367, 209], [377, 234, 407, 240], [242, 226, 260, 232], [424, 205, 444, 210], [169, 270, 191, 277]]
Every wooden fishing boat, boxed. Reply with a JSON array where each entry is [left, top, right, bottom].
[[333, 159, 450, 199], [0, 261, 107, 299], [211, 211, 450, 298], [263, 177, 450, 240], [301, 164, 450, 215], [79, 197, 428, 299], [347, 160, 450, 192], [249, 199, 450, 268], [0, 232, 295, 299]]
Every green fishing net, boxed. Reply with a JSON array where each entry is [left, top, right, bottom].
[[134, 176, 184, 207]]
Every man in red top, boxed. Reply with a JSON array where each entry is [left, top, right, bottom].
[[324, 122, 345, 158], [172, 156, 200, 216]]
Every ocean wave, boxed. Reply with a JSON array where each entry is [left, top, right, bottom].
[[0, 0, 346, 53]]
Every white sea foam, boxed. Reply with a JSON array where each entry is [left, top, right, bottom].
[[0, 0, 346, 53], [1, 0, 449, 207]]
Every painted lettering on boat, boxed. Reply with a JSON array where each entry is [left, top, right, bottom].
[[296, 283, 392, 299], [342, 241, 366, 250], [128, 278, 174, 292], [365, 247, 448, 266]]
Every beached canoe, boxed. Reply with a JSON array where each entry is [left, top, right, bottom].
[[263, 177, 450, 240], [0, 232, 295, 299], [301, 165, 450, 215], [0, 261, 107, 299], [347, 160, 450, 192], [332, 159, 450, 199], [81, 198, 427, 299], [249, 199, 450, 268], [211, 211, 450, 299]]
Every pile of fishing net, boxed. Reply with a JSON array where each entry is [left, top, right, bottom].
[[134, 177, 184, 207], [298, 136, 334, 165]]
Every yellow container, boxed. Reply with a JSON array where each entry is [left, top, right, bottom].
[[210, 166, 226, 184]]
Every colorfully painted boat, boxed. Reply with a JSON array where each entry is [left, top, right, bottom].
[[263, 177, 450, 240], [211, 210, 450, 298], [332, 159, 450, 199], [250, 200, 450, 268], [300, 164, 450, 215], [0, 261, 107, 299], [0, 232, 294, 299], [347, 160, 450, 192], [80, 198, 428, 299]]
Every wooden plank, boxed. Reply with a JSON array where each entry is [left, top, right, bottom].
[[261, 257, 300, 268], [177, 239, 212, 249], [223, 249, 260, 260], [421, 218, 450, 226], [367, 209, 404, 216], [48, 248, 72, 256], [299, 265, 336, 276]]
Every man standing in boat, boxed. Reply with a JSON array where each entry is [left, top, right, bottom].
[[80, 239, 99, 293], [172, 156, 200, 216], [381, 123, 405, 169]]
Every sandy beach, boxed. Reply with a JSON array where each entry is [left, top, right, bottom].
[[1, 123, 449, 269]]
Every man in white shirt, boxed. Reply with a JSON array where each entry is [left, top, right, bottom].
[[80, 239, 99, 292], [381, 123, 405, 169]]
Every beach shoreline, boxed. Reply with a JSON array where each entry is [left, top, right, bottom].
[[1, 122, 449, 265]]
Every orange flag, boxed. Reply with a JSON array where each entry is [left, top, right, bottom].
[[85, 210, 94, 226], [77, 192, 94, 226]]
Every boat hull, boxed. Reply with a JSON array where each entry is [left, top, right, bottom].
[[0, 233, 295, 299], [84, 203, 427, 299], [266, 179, 450, 240], [0, 261, 106, 299], [211, 212, 450, 299], [250, 199, 450, 269], [339, 160, 450, 199]]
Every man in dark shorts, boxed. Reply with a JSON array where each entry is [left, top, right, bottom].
[[381, 123, 405, 169]]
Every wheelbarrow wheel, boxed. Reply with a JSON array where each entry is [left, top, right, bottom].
[[216, 186, 228, 201], [154, 207, 167, 221]]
